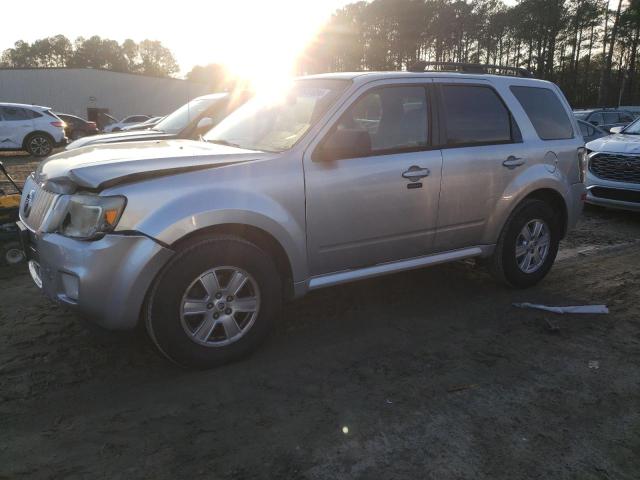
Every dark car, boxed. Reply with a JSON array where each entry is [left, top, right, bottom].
[[577, 119, 608, 143], [573, 108, 635, 132], [55, 113, 100, 141], [66, 93, 248, 150]]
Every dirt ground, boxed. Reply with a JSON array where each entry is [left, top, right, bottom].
[[1, 154, 639, 479]]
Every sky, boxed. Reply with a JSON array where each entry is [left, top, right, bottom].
[[0, 0, 354, 77]]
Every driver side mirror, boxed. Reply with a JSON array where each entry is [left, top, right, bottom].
[[196, 117, 214, 133], [609, 126, 624, 134], [315, 128, 372, 161]]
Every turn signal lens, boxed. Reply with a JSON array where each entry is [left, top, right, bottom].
[[104, 209, 118, 225]]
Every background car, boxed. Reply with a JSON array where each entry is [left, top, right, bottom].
[[102, 114, 151, 132], [573, 108, 634, 132], [55, 113, 99, 140], [0, 102, 66, 156], [121, 116, 164, 131], [577, 119, 608, 143], [585, 117, 640, 211], [66, 93, 249, 150]]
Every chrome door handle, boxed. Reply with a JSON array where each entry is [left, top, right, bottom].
[[502, 156, 526, 169], [402, 165, 430, 181]]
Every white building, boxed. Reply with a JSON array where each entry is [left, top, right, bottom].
[[0, 67, 210, 122]]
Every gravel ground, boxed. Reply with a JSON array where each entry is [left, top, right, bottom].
[[1, 153, 639, 479]]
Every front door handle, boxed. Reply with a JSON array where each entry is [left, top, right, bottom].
[[402, 165, 430, 181], [502, 156, 526, 169]]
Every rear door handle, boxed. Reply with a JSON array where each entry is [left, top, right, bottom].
[[402, 165, 430, 181], [502, 156, 526, 169]]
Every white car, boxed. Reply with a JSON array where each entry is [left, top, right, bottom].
[[102, 115, 151, 133], [0, 103, 67, 156]]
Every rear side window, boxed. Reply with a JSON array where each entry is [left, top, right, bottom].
[[440, 85, 514, 146], [510, 86, 574, 140], [0, 107, 32, 121]]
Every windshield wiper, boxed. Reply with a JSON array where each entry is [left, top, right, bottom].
[[207, 139, 243, 148]]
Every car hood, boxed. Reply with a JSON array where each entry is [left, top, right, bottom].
[[38, 139, 275, 191], [66, 129, 174, 150], [586, 133, 640, 153]]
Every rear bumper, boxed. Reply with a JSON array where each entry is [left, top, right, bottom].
[[567, 182, 587, 232], [20, 223, 173, 330]]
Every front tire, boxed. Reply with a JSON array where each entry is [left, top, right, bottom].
[[25, 133, 53, 157], [488, 199, 560, 288], [145, 235, 281, 368]]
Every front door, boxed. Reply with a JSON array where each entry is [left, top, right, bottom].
[[304, 84, 443, 276]]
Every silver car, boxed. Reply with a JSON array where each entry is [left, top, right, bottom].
[[18, 70, 586, 368], [585, 119, 640, 211]]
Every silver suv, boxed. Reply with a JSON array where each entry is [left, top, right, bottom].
[[18, 70, 586, 368]]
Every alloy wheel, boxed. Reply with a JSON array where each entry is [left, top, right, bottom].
[[29, 136, 51, 156], [180, 266, 260, 347], [515, 219, 550, 274]]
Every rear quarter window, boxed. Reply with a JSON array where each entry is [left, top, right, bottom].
[[510, 86, 574, 140]]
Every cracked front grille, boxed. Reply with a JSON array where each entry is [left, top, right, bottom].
[[19, 175, 58, 231], [589, 153, 640, 184]]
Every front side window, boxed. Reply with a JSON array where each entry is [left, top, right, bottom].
[[441, 85, 513, 146], [510, 86, 574, 140], [205, 79, 350, 152], [620, 112, 634, 122], [579, 122, 594, 137], [0, 107, 31, 121], [604, 112, 619, 124], [335, 86, 429, 153]]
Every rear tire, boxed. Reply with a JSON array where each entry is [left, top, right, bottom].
[[488, 199, 560, 288], [25, 133, 53, 157], [145, 235, 281, 369]]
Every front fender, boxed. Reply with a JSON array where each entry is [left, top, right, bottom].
[[483, 164, 572, 245], [108, 158, 308, 282]]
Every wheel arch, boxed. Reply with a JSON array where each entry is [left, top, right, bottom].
[[170, 223, 296, 300], [521, 188, 568, 238], [22, 130, 55, 149]]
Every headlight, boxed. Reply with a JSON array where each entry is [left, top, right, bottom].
[[56, 194, 126, 239]]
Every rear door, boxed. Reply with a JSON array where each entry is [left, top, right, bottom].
[[433, 80, 528, 251], [303, 81, 443, 275]]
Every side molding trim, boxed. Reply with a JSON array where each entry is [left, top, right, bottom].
[[308, 246, 486, 290]]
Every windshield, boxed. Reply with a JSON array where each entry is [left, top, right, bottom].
[[154, 96, 225, 134], [620, 117, 640, 134], [204, 79, 350, 152]]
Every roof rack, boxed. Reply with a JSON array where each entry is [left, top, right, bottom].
[[407, 61, 534, 78]]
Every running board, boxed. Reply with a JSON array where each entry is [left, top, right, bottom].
[[308, 246, 485, 290]]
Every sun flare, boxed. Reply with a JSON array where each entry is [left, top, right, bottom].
[[181, 1, 335, 93]]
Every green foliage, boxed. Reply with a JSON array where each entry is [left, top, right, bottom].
[[304, 0, 640, 107], [0, 35, 179, 77]]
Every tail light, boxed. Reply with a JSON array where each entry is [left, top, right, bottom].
[[50, 121, 65, 128], [578, 147, 588, 182]]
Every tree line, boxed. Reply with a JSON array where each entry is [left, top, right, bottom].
[[302, 0, 640, 108], [0, 35, 179, 77]]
